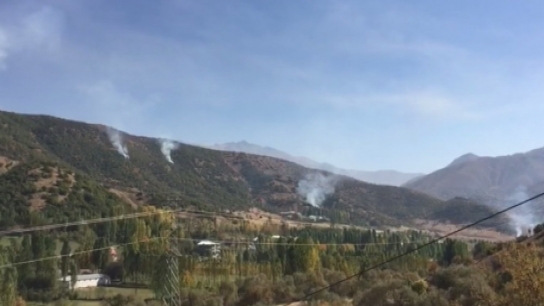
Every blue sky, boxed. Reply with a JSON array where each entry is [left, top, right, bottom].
[[1, 0, 544, 173]]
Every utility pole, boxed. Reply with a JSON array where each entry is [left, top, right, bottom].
[[162, 237, 182, 306], [162, 196, 184, 306]]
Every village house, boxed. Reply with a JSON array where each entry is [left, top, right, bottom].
[[58, 273, 111, 290], [196, 240, 221, 258]]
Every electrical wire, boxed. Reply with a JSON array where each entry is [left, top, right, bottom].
[[240, 241, 429, 246], [0, 236, 186, 269], [0, 192, 531, 276], [169, 237, 434, 246], [0, 206, 471, 240], [0, 208, 183, 237], [0, 207, 252, 237], [291, 190, 544, 302], [0, 201, 516, 268], [0, 233, 434, 269]]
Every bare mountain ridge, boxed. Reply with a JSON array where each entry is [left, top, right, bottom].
[[208, 141, 424, 186], [448, 153, 480, 167], [403, 147, 544, 204]]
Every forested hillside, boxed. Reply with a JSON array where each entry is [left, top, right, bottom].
[[0, 110, 506, 232]]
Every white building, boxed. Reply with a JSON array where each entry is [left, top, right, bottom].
[[196, 240, 221, 258], [58, 274, 111, 290]]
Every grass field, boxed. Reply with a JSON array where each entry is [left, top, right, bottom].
[[29, 302, 102, 306], [27, 287, 154, 306], [74, 286, 154, 299]]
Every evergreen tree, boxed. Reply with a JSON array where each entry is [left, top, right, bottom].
[[16, 235, 33, 288], [69, 260, 78, 291], [30, 233, 46, 272], [60, 239, 71, 282], [0, 247, 18, 306]]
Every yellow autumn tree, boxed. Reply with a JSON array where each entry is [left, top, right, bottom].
[[294, 237, 321, 273], [181, 270, 195, 288], [14, 297, 26, 306], [495, 243, 544, 306]]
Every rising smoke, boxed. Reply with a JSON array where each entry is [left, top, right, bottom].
[[158, 138, 179, 164], [505, 186, 539, 236], [106, 127, 129, 159], [296, 172, 339, 207]]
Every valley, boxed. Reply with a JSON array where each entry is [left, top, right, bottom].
[[0, 110, 538, 306], [2, 1, 543, 304]]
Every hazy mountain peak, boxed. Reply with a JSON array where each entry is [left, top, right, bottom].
[[404, 146, 544, 213], [449, 153, 480, 167], [210, 141, 424, 186]]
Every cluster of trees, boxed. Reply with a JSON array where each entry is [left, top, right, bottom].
[[0, 161, 134, 229], [0, 205, 174, 304], [0, 211, 471, 305], [1, 210, 544, 305]]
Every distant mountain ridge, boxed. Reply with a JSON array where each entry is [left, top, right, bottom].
[[208, 141, 424, 186], [403, 148, 544, 204], [448, 153, 480, 167]]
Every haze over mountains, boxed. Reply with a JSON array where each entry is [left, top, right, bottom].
[[404, 148, 544, 233], [404, 148, 544, 202], [209, 141, 424, 186]]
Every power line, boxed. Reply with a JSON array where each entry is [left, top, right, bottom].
[[0, 207, 248, 237], [0, 236, 182, 269], [0, 208, 183, 237], [0, 233, 435, 269], [0, 198, 523, 271], [169, 237, 433, 247], [0, 201, 512, 265], [292, 190, 544, 302]]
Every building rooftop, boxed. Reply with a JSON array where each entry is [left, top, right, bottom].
[[197, 240, 219, 246], [58, 274, 108, 282]]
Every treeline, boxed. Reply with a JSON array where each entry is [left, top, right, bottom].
[[0, 205, 173, 304], [1, 208, 543, 305], [0, 210, 466, 305]]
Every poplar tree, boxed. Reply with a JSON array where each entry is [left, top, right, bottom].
[[69, 260, 78, 291], [60, 239, 71, 282], [0, 246, 18, 306]]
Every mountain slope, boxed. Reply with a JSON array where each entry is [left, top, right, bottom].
[[402, 149, 544, 235], [209, 141, 424, 186], [403, 149, 544, 204], [0, 110, 506, 231], [448, 153, 480, 167]]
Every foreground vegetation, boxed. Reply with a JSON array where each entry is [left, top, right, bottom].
[[0, 209, 542, 306]]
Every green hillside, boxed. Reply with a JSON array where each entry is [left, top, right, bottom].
[[0, 110, 508, 231]]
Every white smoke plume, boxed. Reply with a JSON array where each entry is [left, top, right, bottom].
[[106, 127, 129, 159], [505, 186, 539, 236], [158, 138, 179, 164], [297, 172, 339, 207]]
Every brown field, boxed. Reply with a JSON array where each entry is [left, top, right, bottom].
[[179, 207, 514, 242], [413, 219, 513, 242]]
